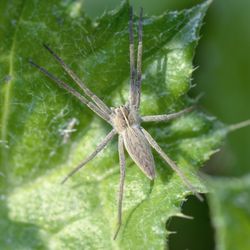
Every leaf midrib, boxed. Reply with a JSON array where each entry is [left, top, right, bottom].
[[1, 1, 25, 146]]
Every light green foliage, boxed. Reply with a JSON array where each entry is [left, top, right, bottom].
[[208, 176, 250, 250], [0, 0, 232, 249]]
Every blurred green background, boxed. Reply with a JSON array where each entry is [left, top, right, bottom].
[[83, 0, 250, 249]]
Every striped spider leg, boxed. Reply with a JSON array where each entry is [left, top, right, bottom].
[[30, 6, 202, 241]]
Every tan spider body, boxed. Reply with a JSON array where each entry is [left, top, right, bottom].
[[111, 105, 156, 180]]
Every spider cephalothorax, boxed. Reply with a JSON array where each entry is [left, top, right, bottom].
[[110, 105, 140, 133], [30, 7, 202, 240]]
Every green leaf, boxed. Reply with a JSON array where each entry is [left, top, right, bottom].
[[0, 0, 226, 249], [208, 176, 250, 250]]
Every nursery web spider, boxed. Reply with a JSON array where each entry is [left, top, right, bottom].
[[30, 7, 202, 240]]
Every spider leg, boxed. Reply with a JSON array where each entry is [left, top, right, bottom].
[[135, 7, 143, 110], [113, 135, 126, 240], [42, 44, 111, 115], [129, 7, 143, 110], [61, 129, 116, 184], [129, 6, 136, 107], [141, 106, 194, 122], [29, 60, 110, 123], [141, 128, 203, 201]]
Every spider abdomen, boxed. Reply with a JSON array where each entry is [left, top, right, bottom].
[[122, 127, 155, 180]]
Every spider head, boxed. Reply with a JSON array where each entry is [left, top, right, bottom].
[[110, 105, 140, 133]]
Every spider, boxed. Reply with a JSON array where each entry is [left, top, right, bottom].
[[30, 7, 202, 239]]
